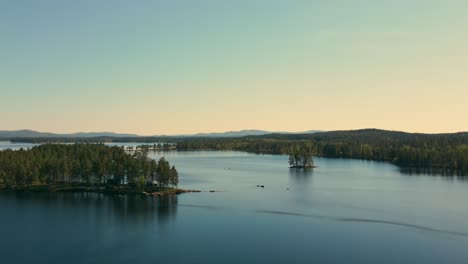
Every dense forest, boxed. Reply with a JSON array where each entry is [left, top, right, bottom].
[[7, 129, 468, 174], [0, 144, 179, 190], [175, 129, 468, 174]]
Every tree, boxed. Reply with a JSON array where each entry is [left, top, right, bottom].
[[0, 144, 180, 189], [288, 144, 314, 168], [149, 160, 158, 183], [170, 165, 179, 187], [157, 157, 171, 187], [288, 155, 295, 167], [135, 176, 146, 192]]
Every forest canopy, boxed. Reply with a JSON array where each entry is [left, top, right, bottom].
[[7, 129, 468, 175], [0, 144, 178, 189], [174, 129, 468, 174]]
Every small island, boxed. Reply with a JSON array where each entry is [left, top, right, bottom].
[[0, 144, 197, 196], [288, 148, 316, 169]]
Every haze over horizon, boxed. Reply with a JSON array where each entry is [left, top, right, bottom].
[[2, 1, 467, 134]]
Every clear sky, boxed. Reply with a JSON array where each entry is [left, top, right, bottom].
[[1, 1, 467, 135]]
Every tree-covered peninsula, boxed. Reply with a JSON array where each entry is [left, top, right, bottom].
[[0, 144, 185, 195]]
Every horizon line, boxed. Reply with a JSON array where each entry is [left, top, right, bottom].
[[1, 127, 467, 137]]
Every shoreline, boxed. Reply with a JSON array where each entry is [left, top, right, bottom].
[[289, 165, 317, 169], [0, 184, 201, 196]]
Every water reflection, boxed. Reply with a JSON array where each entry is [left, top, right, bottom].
[[110, 194, 178, 226], [4, 192, 178, 227], [288, 168, 313, 184], [400, 168, 468, 181]]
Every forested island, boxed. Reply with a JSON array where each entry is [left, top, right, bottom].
[[0, 144, 190, 195], [7, 129, 468, 175], [289, 153, 315, 169]]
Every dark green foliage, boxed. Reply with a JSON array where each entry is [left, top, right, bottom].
[[0, 144, 178, 188], [7, 129, 468, 174], [175, 129, 468, 174], [170, 165, 179, 187], [288, 144, 314, 168], [156, 157, 171, 188]]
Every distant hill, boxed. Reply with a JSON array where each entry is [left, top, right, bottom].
[[0, 130, 57, 139], [190, 130, 272, 138], [0, 129, 321, 140], [0, 130, 138, 139], [69, 132, 139, 138], [177, 129, 321, 138], [303, 130, 322, 134]]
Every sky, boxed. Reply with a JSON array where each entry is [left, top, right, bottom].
[[1, 0, 467, 135]]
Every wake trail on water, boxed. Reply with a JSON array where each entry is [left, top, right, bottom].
[[256, 209, 468, 239], [178, 205, 468, 238]]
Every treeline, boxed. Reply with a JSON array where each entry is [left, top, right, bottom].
[[175, 129, 468, 174], [176, 138, 310, 154], [0, 144, 178, 188], [7, 129, 468, 174], [124, 143, 175, 152]]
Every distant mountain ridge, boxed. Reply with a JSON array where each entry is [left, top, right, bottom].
[[0, 130, 139, 139], [0, 129, 321, 139], [190, 130, 272, 138], [0, 130, 57, 138], [186, 129, 321, 138]]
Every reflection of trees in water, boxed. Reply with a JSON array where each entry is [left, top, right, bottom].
[[110, 195, 178, 226], [155, 195, 178, 224], [400, 168, 468, 181], [6, 192, 178, 228], [288, 168, 313, 183]]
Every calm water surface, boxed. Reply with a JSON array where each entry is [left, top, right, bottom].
[[1, 143, 468, 263], [0, 141, 39, 150]]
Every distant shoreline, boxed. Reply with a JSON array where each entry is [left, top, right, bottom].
[[6, 128, 467, 175], [0, 184, 201, 196], [289, 165, 317, 169]]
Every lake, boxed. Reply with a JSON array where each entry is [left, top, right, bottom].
[[1, 143, 468, 263]]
